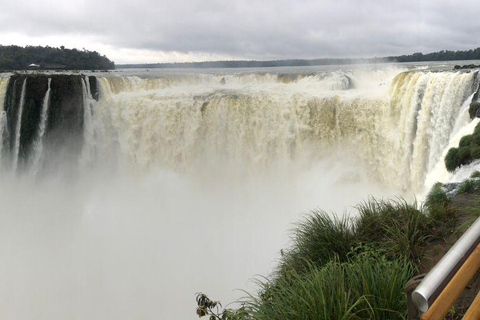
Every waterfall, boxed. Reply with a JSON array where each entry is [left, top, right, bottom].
[[80, 76, 96, 167], [0, 68, 478, 320], [30, 78, 51, 175], [0, 77, 10, 162], [0, 69, 476, 193], [12, 78, 27, 173], [91, 70, 476, 193]]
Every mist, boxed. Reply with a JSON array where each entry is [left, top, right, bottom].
[[0, 146, 399, 320]]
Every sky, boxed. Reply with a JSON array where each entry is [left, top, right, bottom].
[[0, 0, 479, 64]]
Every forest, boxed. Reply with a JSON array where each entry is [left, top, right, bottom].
[[0, 45, 115, 71], [119, 47, 480, 69]]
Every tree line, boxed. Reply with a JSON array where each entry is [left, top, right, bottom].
[[0, 45, 115, 71], [119, 47, 480, 69]]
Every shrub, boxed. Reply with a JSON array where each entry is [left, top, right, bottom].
[[459, 135, 473, 147], [277, 210, 358, 276], [355, 198, 430, 262], [446, 123, 480, 172], [425, 183, 449, 208], [445, 148, 460, 172], [457, 179, 480, 194], [249, 252, 413, 320], [471, 171, 480, 178]]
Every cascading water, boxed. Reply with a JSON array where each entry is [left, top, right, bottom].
[[12, 78, 27, 173], [30, 78, 51, 175], [0, 67, 478, 320], [87, 70, 476, 193]]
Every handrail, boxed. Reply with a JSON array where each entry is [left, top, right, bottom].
[[420, 243, 480, 319], [412, 217, 480, 312]]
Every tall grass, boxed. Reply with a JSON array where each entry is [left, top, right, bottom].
[[197, 196, 455, 320], [355, 198, 430, 262], [457, 179, 480, 194], [277, 209, 357, 276], [248, 252, 413, 320]]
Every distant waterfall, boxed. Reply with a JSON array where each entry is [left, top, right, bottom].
[[80, 76, 97, 167], [92, 70, 477, 193], [0, 78, 10, 162], [0, 70, 477, 193], [12, 78, 27, 173], [30, 78, 51, 175]]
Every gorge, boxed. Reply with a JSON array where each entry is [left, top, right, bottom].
[[0, 66, 479, 319]]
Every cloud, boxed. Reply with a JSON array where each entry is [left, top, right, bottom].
[[0, 0, 479, 63]]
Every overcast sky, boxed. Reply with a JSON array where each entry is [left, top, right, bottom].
[[0, 0, 478, 64]]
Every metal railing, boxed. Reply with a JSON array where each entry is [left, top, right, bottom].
[[405, 217, 480, 319]]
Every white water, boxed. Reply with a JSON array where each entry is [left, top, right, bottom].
[[30, 78, 51, 175], [12, 78, 27, 173], [0, 67, 477, 320], [0, 77, 9, 161]]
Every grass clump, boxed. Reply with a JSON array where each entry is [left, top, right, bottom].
[[457, 179, 480, 194], [355, 197, 430, 262], [471, 171, 480, 178], [277, 210, 357, 276], [248, 250, 413, 320], [197, 196, 457, 320], [425, 183, 450, 208]]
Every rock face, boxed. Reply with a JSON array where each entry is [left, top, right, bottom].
[[2, 74, 97, 171]]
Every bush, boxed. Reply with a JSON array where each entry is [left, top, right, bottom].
[[355, 198, 430, 262], [460, 135, 473, 147], [471, 171, 480, 178], [457, 179, 480, 194], [249, 252, 413, 320], [425, 183, 450, 208], [446, 123, 480, 172], [445, 148, 460, 172], [277, 210, 358, 276]]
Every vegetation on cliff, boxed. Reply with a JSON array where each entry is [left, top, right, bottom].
[[445, 123, 480, 172], [0, 45, 115, 71], [196, 192, 460, 320]]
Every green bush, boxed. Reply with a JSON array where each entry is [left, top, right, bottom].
[[459, 135, 473, 147], [277, 210, 357, 276], [445, 123, 480, 172], [425, 183, 450, 208], [457, 179, 480, 194], [355, 198, 430, 262], [249, 252, 413, 320], [445, 148, 460, 172], [471, 146, 480, 159], [471, 171, 480, 178]]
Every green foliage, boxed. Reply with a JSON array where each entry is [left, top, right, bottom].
[[459, 135, 473, 147], [120, 47, 480, 69], [457, 179, 480, 194], [0, 45, 114, 70], [196, 293, 249, 320], [445, 148, 460, 172], [277, 210, 357, 276], [355, 198, 430, 262], [248, 252, 413, 320], [445, 124, 480, 172], [471, 171, 480, 178], [425, 183, 450, 208], [196, 196, 459, 319]]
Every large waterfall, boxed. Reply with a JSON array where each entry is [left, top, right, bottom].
[[0, 67, 477, 320]]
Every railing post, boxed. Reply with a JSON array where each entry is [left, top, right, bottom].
[[405, 274, 426, 320]]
